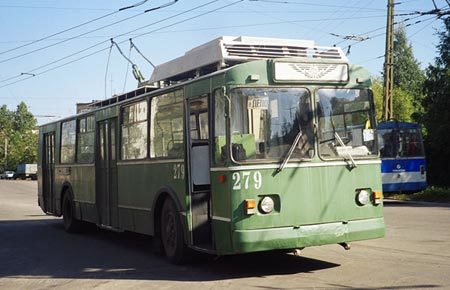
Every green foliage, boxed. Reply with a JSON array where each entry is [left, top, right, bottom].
[[386, 187, 450, 203], [422, 17, 450, 186], [372, 79, 414, 122], [393, 26, 426, 121], [0, 102, 37, 171]]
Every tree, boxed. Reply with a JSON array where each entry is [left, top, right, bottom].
[[372, 79, 414, 122], [393, 26, 426, 121], [0, 102, 37, 170], [422, 17, 450, 186]]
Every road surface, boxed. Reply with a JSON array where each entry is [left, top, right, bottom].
[[1, 180, 449, 289]]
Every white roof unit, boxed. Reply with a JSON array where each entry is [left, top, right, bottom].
[[149, 36, 348, 83]]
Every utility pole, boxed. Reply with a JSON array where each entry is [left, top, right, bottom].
[[383, 0, 395, 121]]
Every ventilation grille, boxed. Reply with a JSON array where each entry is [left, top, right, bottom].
[[149, 36, 348, 83], [224, 44, 344, 60]]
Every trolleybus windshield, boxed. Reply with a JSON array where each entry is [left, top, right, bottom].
[[229, 87, 314, 162], [317, 88, 378, 159]]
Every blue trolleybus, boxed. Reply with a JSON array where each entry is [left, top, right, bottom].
[[377, 121, 427, 192]]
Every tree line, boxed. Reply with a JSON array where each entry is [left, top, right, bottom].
[[0, 102, 37, 171], [372, 17, 450, 187]]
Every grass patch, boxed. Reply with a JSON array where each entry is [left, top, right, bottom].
[[385, 187, 450, 203]]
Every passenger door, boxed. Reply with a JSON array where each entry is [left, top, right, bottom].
[[187, 96, 213, 248], [96, 118, 118, 227], [42, 132, 55, 213]]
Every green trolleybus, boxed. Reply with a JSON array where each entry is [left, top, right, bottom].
[[38, 36, 385, 263]]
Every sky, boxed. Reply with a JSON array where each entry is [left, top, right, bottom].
[[0, 0, 447, 124]]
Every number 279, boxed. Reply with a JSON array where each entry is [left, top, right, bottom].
[[232, 171, 262, 190]]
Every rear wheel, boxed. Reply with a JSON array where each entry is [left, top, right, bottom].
[[160, 198, 190, 264], [62, 191, 82, 233]]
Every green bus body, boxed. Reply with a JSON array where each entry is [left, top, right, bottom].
[[38, 57, 384, 259]]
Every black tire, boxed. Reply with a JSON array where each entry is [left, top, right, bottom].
[[160, 198, 190, 264], [62, 191, 82, 233]]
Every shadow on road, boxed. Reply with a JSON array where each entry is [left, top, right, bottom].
[[0, 219, 339, 281]]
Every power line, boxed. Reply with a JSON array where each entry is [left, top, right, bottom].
[[343, 15, 439, 53], [248, 0, 414, 12], [0, 0, 220, 85], [0, 0, 244, 90], [0, 5, 116, 11], [0, 0, 178, 65], [332, 12, 441, 46], [0, 7, 388, 86], [0, 0, 150, 57]]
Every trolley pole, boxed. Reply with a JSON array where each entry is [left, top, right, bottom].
[[383, 0, 395, 121]]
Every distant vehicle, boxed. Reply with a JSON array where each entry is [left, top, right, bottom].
[[0, 171, 15, 179], [377, 121, 427, 192], [14, 164, 38, 180]]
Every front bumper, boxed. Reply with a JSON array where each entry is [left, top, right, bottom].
[[231, 217, 385, 253]]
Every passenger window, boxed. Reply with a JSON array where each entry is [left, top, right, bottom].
[[61, 120, 76, 163], [121, 100, 148, 160], [150, 90, 184, 158], [77, 115, 95, 163]]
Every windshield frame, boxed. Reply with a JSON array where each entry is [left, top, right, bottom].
[[226, 86, 315, 165], [316, 87, 379, 161]]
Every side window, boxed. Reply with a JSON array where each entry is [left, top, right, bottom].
[[150, 90, 184, 158], [77, 115, 95, 163], [189, 96, 209, 141], [61, 120, 76, 163], [121, 100, 148, 160]]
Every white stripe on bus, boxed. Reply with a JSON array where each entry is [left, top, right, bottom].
[[382, 172, 427, 184], [210, 160, 381, 172]]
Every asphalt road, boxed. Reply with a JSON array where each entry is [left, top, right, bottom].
[[1, 180, 450, 290]]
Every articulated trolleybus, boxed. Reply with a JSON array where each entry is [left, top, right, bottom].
[[38, 36, 385, 263], [378, 121, 427, 192]]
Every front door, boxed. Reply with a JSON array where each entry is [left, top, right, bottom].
[[96, 118, 118, 227], [42, 132, 55, 213], [187, 96, 212, 247]]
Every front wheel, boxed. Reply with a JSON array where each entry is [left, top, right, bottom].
[[160, 198, 190, 264], [62, 192, 82, 233]]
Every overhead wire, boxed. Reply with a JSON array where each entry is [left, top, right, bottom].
[[248, 0, 414, 12], [333, 12, 440, 47], [343, 15, 440, 55], [0, 0, 244, 89], [1, 0, 443, 90], [0, 0, 192, 85], [317, 0, 375, 42], [0, 0, 149, 57], [1, 0, 218, 85], [0, 0, 178, 65]]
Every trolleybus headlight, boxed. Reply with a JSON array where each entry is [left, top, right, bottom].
[[356, 189, 371, 206], [260, 196, 274, 214]]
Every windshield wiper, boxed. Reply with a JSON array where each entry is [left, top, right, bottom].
[[276, 129, 303, 174], [334, 132, 357, 169]]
